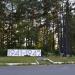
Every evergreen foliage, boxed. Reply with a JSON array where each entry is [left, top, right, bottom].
[[0, 0, 75, 56]]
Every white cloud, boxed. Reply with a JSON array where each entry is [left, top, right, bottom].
[[69, 0, 75, 2]]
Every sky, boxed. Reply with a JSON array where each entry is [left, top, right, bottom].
[[69, 0, 75, 2]]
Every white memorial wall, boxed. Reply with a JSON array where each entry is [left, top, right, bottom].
[[7, 49, 41, 56]]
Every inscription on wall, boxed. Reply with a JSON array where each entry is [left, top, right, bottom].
[[7, 49, 41, 56]]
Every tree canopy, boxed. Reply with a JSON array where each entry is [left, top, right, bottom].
[[0, 0, 75, 56]]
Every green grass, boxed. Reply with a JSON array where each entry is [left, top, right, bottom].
[[38, 60, 51, 65], [1, 56, 75, 65], [0, 56, 36, 63], [48, 56, 75, 63]]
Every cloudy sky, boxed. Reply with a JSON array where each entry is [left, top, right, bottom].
[[69, 0, 75, 2]]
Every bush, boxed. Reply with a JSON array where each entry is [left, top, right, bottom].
[[0, 49, 7, 56]]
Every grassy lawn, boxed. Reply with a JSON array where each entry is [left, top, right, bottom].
[[1, 56, 75, 65], [48, 56, 75, 63], [0, 57, 36, 63]]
